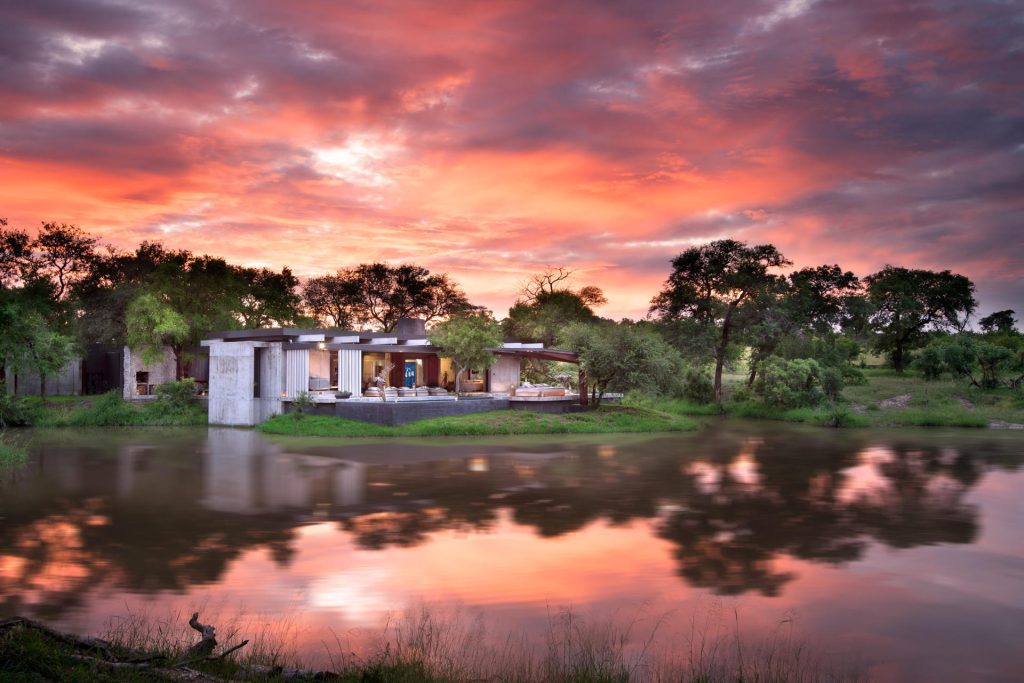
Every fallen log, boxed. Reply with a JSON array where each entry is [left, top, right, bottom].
[[0, 616, 115, 654], [1, 613, 315, 681]]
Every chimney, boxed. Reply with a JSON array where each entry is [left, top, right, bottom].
[[394, 317, 426, 338]]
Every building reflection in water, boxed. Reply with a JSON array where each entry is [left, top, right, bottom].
[[202, 428, 365, 515], [1, 424, 1022, 683]]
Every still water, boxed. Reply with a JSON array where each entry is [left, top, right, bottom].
[[1, 424, 1022, 681]]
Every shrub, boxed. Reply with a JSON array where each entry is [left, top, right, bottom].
[[841, 364, 868, 385], [0, 389, 44, 428], [677, 366, 714, 403], [153, 378, 197, 412], [819, 365, 845, 402], [752, 357, 823, 409], [729, 385, 752, 403], [69, 391, 141, 426], [914, 344, 945, 380], [915, 335, 1016, 389], [291, 391, 315, 421], [822, 404, 868, 428]]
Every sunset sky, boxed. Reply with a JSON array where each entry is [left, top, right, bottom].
[[1, 0, 1021, 319]]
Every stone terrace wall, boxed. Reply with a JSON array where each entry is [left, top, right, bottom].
[[330, 397, 511, 426]]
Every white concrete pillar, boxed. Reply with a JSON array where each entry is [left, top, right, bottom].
[[285, 349, 309, 397], [338, 349, 362, 395]]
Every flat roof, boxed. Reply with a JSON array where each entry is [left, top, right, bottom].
[[203, 328, 577, 361]]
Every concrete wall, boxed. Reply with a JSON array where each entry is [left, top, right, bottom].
[[256, 344, 285, 423], [7, 357, 82, 396], [207, 341, 261, 425], [489, 356, 521, 393], [331, 397, 510, 426], [509, 399, 588, 414], [122, 346, 177, 399], [201, 427, 366, 514]]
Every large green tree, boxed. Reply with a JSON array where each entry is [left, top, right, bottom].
[[303, 263, 477, 331], [235, 265, 304, 328], [865, 266, 977, 372], [503, 266, 606, 347], [0, 219, 81, 394], [979, 310, 1016, 335], [124, 254, 303, 377], [428, 312, 504, 393], [560, 321, 682, 406], [72, 241, 191, 345], [650, 240, 790, 402], [742, 264, 862, 386]]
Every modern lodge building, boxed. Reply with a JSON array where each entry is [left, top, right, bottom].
[[201, 318, 582, 426]]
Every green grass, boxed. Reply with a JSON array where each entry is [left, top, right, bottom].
[[724, 401, 867, 427], [622, 394, 724, 416], [842, 369, 1022, 427], [626, 365, 1022, 430], [0, 432, 28, 468], [37, 392, 208, 428], [259, 406, 696, 438]]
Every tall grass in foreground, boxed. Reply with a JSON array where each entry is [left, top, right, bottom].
[[1, 602, 866, 682]]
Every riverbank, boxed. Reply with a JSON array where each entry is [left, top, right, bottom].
[[0, 607, 864, 683], [4, 391, 207, 428], [8, 368, 1021, 435], [258, 405, 697, 438], [0, 433, 28, 468], [626, 368, 1024, 429]]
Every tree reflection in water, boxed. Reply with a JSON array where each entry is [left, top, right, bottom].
[[0, 426, 1020, 621]]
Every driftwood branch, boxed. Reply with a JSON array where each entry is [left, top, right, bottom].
[[2, 613, 327, 681], [214, 639, 249, 660], [185, 612, 217, 660]]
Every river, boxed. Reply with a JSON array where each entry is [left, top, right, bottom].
[[1, 423, 1021, 681]]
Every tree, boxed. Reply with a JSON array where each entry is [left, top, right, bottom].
[[865, 266, 977, 372], [234, 266, 304, 328], [650, 240, 790, 402], [0, 284, 77, 396], [504, 290, 601, 347], [559, 321, 682, 407], [428, 312, 504, 393], [1, 220, 98, 297], [302, 263, 477, 331], [0, 219, 80, 395], [125, 292, 192, 369], [71, 241, 192, 345], [979, 310, 1017, 335], [521, 266, 574, 303], [125, 256, 243, 377], [0, 219, 31, 286], [505, 267, 606, 348], [742, 264, 862, 386], [915, 335, 1016, 389], [29, 222, 98, 300], [302, 272, 362, 327]]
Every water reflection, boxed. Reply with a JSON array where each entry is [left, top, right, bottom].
[[2, 426, 1020, 621]]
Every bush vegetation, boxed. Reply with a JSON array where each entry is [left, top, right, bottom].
[[751, 357, 824, 409], [22, 380, 208, 428], [0, 387, 44, 428]]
